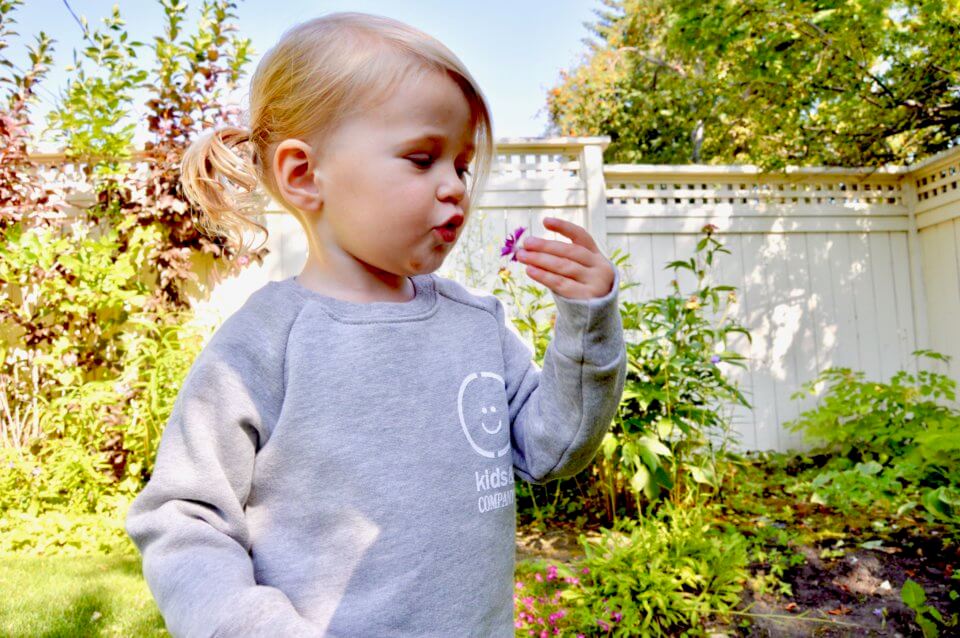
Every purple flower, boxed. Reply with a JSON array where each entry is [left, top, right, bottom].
[[501, 226, 526, 261], [710, 354, 721, 364], [873, 607, 884, 617]]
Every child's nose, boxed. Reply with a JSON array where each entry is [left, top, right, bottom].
[[438, 169, 466, 198]]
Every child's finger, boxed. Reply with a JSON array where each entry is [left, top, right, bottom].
[[542, 217, 600, 253], [516, 249, 587, 281], [522, 237, 597, 267], [525, 264, 590, 298]]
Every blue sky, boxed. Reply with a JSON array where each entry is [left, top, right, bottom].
[[8, 1, 603, 148]]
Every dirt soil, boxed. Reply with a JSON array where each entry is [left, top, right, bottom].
[[515, 522, 960, 636]]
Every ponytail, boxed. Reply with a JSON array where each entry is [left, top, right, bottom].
[[179, 126, 268, 257]]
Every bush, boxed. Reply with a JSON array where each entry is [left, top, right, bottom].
[[784, 350, 960, 529], [512, 499, 749, 636]]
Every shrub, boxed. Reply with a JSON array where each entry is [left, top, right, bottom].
[[784, 350, 960, 529], [563, 499, 748, 636]]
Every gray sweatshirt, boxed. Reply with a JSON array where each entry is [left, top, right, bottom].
[[125, 262, 626, 638]]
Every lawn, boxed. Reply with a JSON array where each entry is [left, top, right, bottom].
[[0, 553, 167, 637]]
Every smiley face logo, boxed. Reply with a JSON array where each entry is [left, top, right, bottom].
[[457, 371, 510, 459]]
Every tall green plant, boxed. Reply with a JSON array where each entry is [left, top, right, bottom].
[[611, 224, 751, 518], [498, 225, 753, 528], [495, 249, 640, 527]]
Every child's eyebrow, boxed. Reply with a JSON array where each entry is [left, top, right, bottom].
[[399, 133, 475, 154]]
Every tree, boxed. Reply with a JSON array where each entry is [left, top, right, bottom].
[[545, 0, 960, 169]]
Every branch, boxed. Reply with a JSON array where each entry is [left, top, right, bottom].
[[615, 46, 687, 78], [61, 0, 86, 36], [795, 17, 900, 107]]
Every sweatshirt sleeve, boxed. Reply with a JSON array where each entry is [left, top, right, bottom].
[[500, 258, 627, 484], [124, 344, 322, 638]]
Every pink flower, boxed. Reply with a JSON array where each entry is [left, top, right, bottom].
[[581, 567, 590, 575], [501, 226, 526, 261], [546, 565, 558, 581], [535, 572, 543, 582], [516, 581, 524, 589], [597, 619, 610, 632]]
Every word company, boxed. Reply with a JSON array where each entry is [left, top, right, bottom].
[[476, 466, 515, 513]]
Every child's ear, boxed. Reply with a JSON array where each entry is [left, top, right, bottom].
[[273, 139, 322, 212]]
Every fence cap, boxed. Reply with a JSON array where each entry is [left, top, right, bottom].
[[493, 136, 612, 151]]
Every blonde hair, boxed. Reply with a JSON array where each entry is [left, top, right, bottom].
[[180, 11, 495, 259]]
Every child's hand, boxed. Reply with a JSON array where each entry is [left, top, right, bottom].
[[513, 217, 615, 300]]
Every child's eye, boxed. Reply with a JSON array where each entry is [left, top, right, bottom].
[[408, 156, 471, 180], [408, 156, 433, 168]]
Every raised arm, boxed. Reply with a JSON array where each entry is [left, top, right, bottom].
[[500, 261, 627, 484]]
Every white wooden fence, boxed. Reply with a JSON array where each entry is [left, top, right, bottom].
[[30, 139, 960, 453]]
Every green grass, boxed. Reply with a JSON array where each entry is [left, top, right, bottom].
[[0, 553, 167, 637]]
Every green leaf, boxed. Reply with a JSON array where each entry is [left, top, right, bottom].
[[630, 464, 650, 493], [639, 434, 672, 458], [901, 579, 926, 609], [811, 8, 838, 24]]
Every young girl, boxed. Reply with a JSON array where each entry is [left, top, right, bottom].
[[126, 11, 626, 638]]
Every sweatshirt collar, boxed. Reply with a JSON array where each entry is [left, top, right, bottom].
[[278, 273, 439, 323]]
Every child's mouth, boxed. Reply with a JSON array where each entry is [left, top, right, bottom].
[[434, 226, 456, 242]]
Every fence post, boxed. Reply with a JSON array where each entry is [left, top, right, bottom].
[[580, 137, 612, 257]]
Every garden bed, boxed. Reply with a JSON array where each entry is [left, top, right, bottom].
[[516, 520, 958, 636]]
